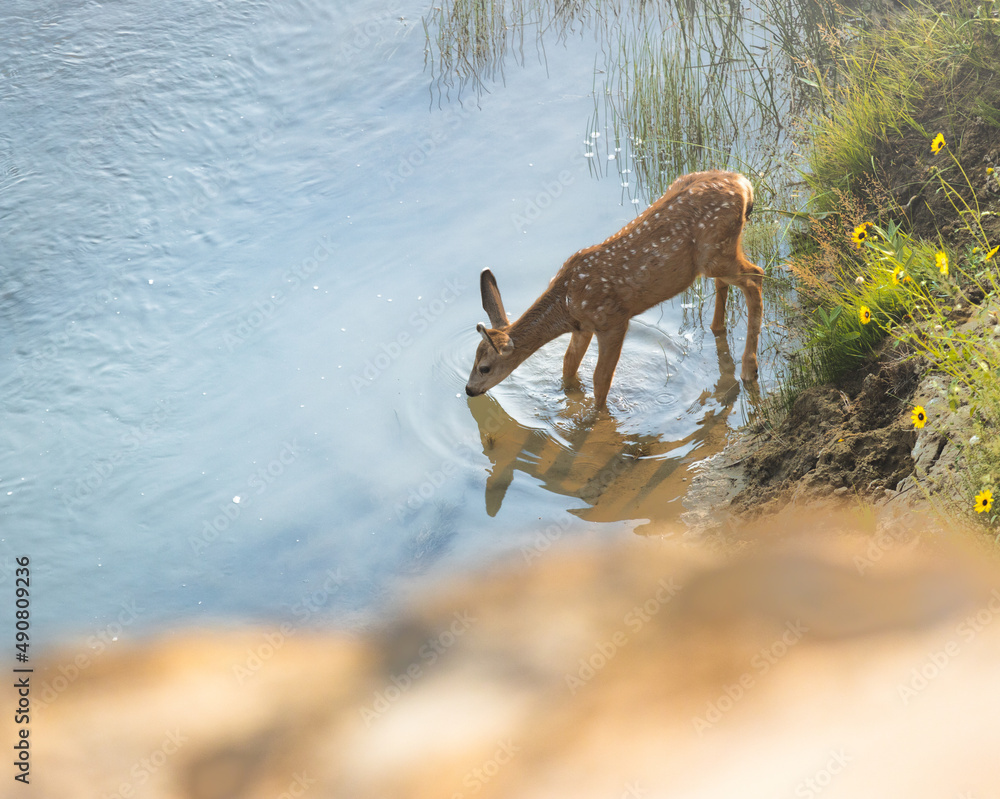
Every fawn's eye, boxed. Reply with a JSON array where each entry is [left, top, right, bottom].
[[479, 365, 491, 375]]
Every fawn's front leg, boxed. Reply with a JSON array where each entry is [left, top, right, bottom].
[[562, 330, 593, 384], [592, 324, 628, 409]]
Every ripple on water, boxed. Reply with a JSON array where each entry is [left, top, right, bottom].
[[430, 322, 700, 463], [427, 312, 751, 530]]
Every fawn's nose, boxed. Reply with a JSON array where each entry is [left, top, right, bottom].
[[465, 384, 479, 397]]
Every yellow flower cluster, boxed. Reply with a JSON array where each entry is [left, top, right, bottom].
[[843, 138, 995, 520]]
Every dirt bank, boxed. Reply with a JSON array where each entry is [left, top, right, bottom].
[[684, 308, 993, 533]]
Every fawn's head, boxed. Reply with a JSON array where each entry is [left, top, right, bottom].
[[466, 269, 519, 397]]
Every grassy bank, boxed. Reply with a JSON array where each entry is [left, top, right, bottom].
[[780, 0, 1000, 525]]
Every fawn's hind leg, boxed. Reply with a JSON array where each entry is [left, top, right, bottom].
[[735, 262, 764, 381], [708, 255, 764, 382]]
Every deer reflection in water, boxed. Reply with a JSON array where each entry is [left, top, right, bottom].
[[467, 333, 753, 525]]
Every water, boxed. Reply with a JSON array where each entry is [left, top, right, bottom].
[[1, 0, 790, 644]]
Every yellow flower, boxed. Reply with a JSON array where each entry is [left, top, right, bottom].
[[891, 266, 909, 285], [931, 133, 946, 154], [975, 488, 993, 514], [936, 251, 948, 276], [859, 306, 872, 325], [851, 223, 870, 248], [989, 167, 995, 174], [911, 405, 927, 429], [986, 245, 999, 261]]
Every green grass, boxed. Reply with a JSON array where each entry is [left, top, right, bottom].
[[805, 0, 1000, 208], [425, 0, 875, 204]]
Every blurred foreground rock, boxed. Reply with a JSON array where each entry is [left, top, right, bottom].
[[16, 511, 1000, 798]]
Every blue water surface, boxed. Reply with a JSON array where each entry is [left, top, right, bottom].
[[0, 0, 788, 644]]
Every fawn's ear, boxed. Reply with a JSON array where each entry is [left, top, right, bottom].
[[477, 323, 499, 353], [480, 269, 510, 329], [477, 323, 514, 356]]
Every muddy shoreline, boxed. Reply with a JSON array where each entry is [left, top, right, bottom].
[[684, 301, 998, 534]]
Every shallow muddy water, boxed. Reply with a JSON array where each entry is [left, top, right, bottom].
[[1, 0, 803, 641]]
